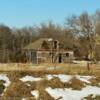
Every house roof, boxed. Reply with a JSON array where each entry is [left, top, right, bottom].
[[23, 38, 74, 52], [23, 38, 50, 50]]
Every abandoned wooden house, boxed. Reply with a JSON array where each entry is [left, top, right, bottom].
[[23, 38, 74, 64]]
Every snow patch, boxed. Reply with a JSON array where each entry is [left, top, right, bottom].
[[26, 83, 31, 87], [46, 86, 100, 100], [57, 74, 73, 83], [46, 74, 94, 83], [31, 90, 39, 100], [75, 75, 93, 83], [46, 74, 73, 82], [0, 74, 11, 87], [20, 76, 42, 82]]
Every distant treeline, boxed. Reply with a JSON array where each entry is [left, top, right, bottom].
[[1, 10, 100, 62]]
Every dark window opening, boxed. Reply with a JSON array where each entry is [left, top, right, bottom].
[[59, 53, 62, 63], [66, 53, 69, 57], [54, 40, 58, 49]]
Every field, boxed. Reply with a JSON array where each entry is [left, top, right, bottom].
[[0, 63, 100, 100]]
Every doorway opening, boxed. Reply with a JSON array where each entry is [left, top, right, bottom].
[[58, 53, 62, 63]]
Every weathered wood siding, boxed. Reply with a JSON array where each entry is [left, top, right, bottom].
[[37, 51, 52, 63]]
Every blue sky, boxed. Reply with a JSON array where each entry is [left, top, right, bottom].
[[0, 0, 100, 28]]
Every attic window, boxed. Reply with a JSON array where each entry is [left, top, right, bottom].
[[66, 53, 69, 57], [42, 41, 49, 49], [53, 40, 58, 49]]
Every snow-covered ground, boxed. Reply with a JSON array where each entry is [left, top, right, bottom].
[[20, 74, 94, 83], [46, 86, 100, 100], [0, 73, 99, 100], [75, 75, 93, 83], [46, 74, 94, 83], [20, 75, 42, 82], [46, 74, 73, 82]]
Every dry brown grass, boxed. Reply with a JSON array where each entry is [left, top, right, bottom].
[[35, 80, 55, 100], [0, 72, 99, 99], [7, 72, 22, 82], [0, 63, 100, 76], [0, 63, 100, 74], [89, 76, 100, 87], [66, 77, 86, 90], [39, 89, 54, 100], [47, 77, 64, 89], [0, 63, 99, 99], [2, 80, 33, 100], [83, 95, 100, 100]]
